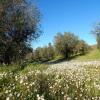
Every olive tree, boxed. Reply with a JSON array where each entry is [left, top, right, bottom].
[[0, 0, 41, 64], [54, 32, 79, 58]]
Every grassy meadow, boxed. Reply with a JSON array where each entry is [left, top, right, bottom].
[[1, 48, 100, 100], [75, 49, 100, 61]]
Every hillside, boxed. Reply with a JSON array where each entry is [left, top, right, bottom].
[[74, 46, 100, 61]]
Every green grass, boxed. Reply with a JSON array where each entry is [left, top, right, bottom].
[[20, 63, 48, 74], [74, 49, 100, 61], [48, 55, 64, 63], [0, 64, 19, 73], [48, 48, 100, 62], [0, 63, 48, 74]]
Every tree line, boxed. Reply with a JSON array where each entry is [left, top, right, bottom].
[[31, 32, 89, 62]]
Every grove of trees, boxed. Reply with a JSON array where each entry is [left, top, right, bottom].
[[32, 43, 55, 62], [31, 32, 89, 62], [54, 32, 89, 58]]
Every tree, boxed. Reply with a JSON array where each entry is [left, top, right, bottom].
[[41, 46, 49, 61], [32, 43, 55, 62], [76, 40, 89, 55], [33, 47, 42, 62], [92, 22, 100, 50], [0, 0, 41, 64], [54, 32, 79, 58], [47, 43, 55, 60]]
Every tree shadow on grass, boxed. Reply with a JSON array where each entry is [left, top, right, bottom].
[[69, 53, 88, 60], [44, 58, 68, 64], [44, 53, 88, 65]]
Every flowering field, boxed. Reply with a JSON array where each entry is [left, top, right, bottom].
[[1, 61, 100, 100]]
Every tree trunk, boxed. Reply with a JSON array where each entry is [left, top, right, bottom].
[[4, 51, 11, 65]]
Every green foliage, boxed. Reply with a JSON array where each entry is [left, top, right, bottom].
[[92, 22, 100, 50], [0, 0, 41, 64], [32, 43, 55, 62], [75, 48, 100, 61], [47, 43, 55, 60], [31, 32, 89, 62], [54, 32, 89, 59], [97, 34, 100, 50], [75, 40, 89, 55]]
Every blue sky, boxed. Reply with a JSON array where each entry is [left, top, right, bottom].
[[32, 0, 100, 48]]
